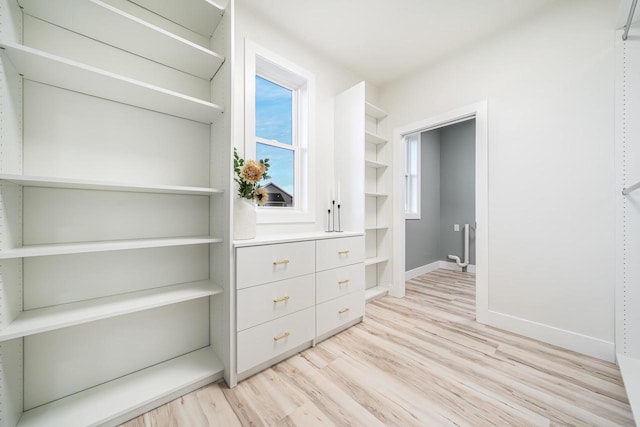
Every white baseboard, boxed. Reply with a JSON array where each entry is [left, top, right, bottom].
[[405, 261, 476, 280], [405, 263, 612, 361], [405, 261, 441, 280], [488, 310, 615, 362]]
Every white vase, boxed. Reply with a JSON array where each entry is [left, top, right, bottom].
[[234, 198, 256, 240]]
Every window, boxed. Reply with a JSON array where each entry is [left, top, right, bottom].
[[405, 132, 421, 219], [255, 76, 295, 207], [245, 40, 315, 223]]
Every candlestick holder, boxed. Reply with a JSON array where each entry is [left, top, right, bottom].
[[336, 204, 343, 232], [326, 209, 332, 232], [331, 200, 336, 232]]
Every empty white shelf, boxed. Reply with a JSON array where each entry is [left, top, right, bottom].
[[0, 236, 221, 259], [618, 353, 640, 425], [365, 225, 389, 230], [365, 102, 388, 119], [18, 0, 224, 79], [365, 131, 388, 145], [365, 285, 389, 302], [365, 159, 388, 169], [0, 173, 222, 195], [0, 42, 223, 124], [17, 346, 223, 427], [365, 191, 389, 197], [365, 256, 389, 266], [129, 0, 224, 37], [0, 281, 222, 341]]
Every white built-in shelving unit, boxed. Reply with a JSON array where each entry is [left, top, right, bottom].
[[0, 0, 233, 425], [335, 82, 393, 304]]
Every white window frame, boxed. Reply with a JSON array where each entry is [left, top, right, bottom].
[[405, 133, 421, 220], [245, 39, 315, 224]]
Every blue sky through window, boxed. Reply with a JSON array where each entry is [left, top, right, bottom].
[[255, 76, 294, 197], [256, 76, 292, 144]]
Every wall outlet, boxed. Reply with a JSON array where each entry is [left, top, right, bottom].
[[454, 224, 460, 231]]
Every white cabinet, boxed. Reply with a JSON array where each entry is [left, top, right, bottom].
[[316, 263, 365, 303], [316, 235, 365, 271], [0, 1, 233, 425], [335, 82, 392, 303], [236, 274, 315, 331], [236, 240, 315, 289], [234, 233, 364, 382], [316, 291, 365, 338], [237, 307, 316, 374]]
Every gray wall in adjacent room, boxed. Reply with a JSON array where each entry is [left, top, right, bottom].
[[405, 130, 441, 270], [440, 119, 476, 265], [405, 119, 476, 271]]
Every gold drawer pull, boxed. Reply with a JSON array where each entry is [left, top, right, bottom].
[[273, 259, 290, 266], [338, 307, 350, 314], [337, 250, 350, 255], [338, 279, 350, 285], [273, 295, 290, 303], [273, 331, 290, 341]]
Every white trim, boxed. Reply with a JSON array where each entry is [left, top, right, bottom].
[[392, 100, 488, 325], [244, 39, 316, 224], [405, 261, 476, 281], [405, 261, 441, 280], [489, 311, 615, 362]]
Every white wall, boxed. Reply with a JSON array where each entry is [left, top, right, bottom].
[[382, 0, 618, 360], [234, 2, 361, 236]]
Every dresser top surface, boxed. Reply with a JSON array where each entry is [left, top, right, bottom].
[[233, 231, 364, 248]]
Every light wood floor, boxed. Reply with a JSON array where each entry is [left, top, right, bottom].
[[121, 269, 635, 426]]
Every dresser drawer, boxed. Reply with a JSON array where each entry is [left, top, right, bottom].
[[316, 236, 364, 272], [316, 263, 365, 304], [237, 307, 315, 373], [236, 241, 315, 289], [316, 291, 365, 337], [237, 274, 315, 331]]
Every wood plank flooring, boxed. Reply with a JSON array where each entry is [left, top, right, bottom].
[[121, 269, 635, 426]]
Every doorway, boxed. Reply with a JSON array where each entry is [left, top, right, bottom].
[[405, 119, 476, 277], [391, 101, 488, 324]]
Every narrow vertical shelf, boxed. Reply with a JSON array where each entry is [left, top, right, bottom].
[[365, 99, 391, 299]]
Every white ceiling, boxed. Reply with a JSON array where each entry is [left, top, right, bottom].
[[240, 0, 559, 86]]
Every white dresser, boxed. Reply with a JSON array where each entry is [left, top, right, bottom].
[[234, 232, 365, 382]]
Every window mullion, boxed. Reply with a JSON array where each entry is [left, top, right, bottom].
[[256, 137, 296, 152]]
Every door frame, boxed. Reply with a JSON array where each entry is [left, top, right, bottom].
[[391, 100, 488, 324]]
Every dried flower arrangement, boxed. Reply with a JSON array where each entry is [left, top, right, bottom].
[[233, 148, 270, 206]]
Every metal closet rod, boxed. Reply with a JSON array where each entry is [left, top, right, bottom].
[[623, 180, 640, 195], [623, 0, 638, 40]]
